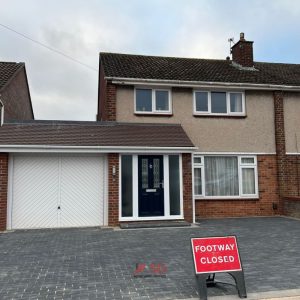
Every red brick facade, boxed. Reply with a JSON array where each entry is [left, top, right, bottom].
[[231, 34, 254, 67], [1, 68, 34, 121], [182, 153, 193, 222], [0, 153, 8, 231], [195, 155, 280, 219], [97, 65, 117, 121], [108, 153, 119, 226]]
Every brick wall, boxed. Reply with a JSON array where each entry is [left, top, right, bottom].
[[231, 40, 254, 67], [284, 197, 300, 219], [284, 155, 300, 197], [182, 153, 193, 222], [195, 155, 280, 218], [108, 153, 119, 226], [274, 91, 286, 206], [0, 153, 8, 231], [1, 68, 34, 121], [97, 63, 117, 121]]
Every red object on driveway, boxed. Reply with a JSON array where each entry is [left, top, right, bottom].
[[191, 236, 242, 274]]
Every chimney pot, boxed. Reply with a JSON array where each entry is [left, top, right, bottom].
[[240, 32, 245, 40]]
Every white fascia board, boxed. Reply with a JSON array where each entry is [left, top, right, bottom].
[[0, 145, 197, 153], [108, 77, 300, 91], [195, 151, 276, 155]]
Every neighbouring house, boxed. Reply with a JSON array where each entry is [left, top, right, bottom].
[[0, 32, 300, 230], [0, 62, 34, 122]]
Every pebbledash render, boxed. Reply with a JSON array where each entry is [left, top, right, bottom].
[[0, 33, 300, 231]]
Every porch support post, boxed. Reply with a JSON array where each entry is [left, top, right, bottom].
[[182, 153, 193, 223]]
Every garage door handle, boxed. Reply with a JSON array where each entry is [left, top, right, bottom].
[[58, 206, 61, 210]]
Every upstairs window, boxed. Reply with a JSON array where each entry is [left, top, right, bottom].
[[135, 88, 171, 114], [194, 91, 245, 116]]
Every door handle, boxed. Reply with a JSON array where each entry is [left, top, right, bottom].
[[58, 206, 61, 210]]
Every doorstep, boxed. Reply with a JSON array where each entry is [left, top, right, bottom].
[[119, 220, 191, 229]]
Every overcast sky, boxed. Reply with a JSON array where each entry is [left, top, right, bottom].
[[1, 0, 300, 121]]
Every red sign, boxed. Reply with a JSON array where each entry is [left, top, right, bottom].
[[191, 236, 242, 274]]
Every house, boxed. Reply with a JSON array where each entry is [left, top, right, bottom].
[[98, 32, 300, 222], [0, 32, 300, 231], [0, 62, 34, 122]]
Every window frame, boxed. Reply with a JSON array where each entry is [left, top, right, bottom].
[[193, 154, 258, 199], [193, 90, 245, 116], [134, 87, 172, 115]]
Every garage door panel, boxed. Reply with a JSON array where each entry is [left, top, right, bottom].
[[11, 155, 105, 229], [60, 157, 104, 227], [12, 156, 59, 229]]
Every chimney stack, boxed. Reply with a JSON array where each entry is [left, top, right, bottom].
[[231, 32, 254, 67]]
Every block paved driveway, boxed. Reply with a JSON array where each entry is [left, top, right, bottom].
[[0, 217, 299, 299]]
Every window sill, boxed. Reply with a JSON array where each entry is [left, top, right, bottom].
[[193, 114, 246, 119], [195, 196, 259, 200], [134, 112, 173, 117]]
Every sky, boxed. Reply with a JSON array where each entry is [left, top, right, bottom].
[[1, 0, 300, 121]]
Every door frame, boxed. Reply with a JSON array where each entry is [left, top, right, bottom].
[[7, 153, 108, 230], [119, 154, 184, 221]]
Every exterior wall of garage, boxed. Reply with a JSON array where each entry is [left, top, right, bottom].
[[0, 153, 8, 231]]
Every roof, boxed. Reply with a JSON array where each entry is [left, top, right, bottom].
[[0, 62, 24, 91], [100, 52, 300, 87], [0, 120, 194, 148]]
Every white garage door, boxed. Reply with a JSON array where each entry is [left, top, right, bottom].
[[10, 155, 106, 229]]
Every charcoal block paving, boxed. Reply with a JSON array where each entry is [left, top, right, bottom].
[[0, 217, 299, 299]]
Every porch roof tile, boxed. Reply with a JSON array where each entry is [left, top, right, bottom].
[[0, 120, 194, 148]]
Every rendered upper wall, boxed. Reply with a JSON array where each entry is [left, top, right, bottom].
[[115, 86, 276, 153], [284, 92, 300, 153]]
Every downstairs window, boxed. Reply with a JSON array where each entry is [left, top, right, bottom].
[[193, 155, 258, 198]]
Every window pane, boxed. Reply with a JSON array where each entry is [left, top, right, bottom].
[[195, 92, 208, 112], [169, 155, 181, 215], [205, 156, 239, 196], [155, 91, 169, 111], [194, 168, 202, 195], [241, 157, 255, 164], [153, 158, 160, 188], [136, 89, 152, 112], [121, 155, 133, 217], [242, 168, 255, 194], [211, 92, 227, 113], [230, 93, 243, 112], [194, 157, 202, 164]]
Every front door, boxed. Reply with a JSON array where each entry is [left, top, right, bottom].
[[138, 155, 164, 217]]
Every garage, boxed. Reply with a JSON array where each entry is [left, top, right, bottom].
[[8, 154, 106, 229]]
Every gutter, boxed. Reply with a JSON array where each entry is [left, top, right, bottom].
[[0, 145, 198, 153], [107, 77, 300, 91]]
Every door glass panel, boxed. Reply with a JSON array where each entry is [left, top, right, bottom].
[[121, 155, 133, 217], [169, 155, 180, 215], [194, 168, 202, 195], [141, 158, 148, 188], [153, 158, 160, 188]]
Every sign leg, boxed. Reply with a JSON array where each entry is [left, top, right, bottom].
[[228, 271, 247, 298], [195, 274, 208, 300]]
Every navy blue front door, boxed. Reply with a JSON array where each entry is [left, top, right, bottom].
[[138, 155, 164, 217]]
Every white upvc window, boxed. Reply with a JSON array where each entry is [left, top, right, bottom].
[[193, 91, 245, 116], [135, 88, 172, 114], [193, 154, 258, 199]]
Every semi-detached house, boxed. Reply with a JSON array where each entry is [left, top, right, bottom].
[[0, 33, 300, 230]]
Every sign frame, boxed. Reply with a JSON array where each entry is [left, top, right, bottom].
[[191, 235, 243, 274], [190, 235, 247, 300]]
